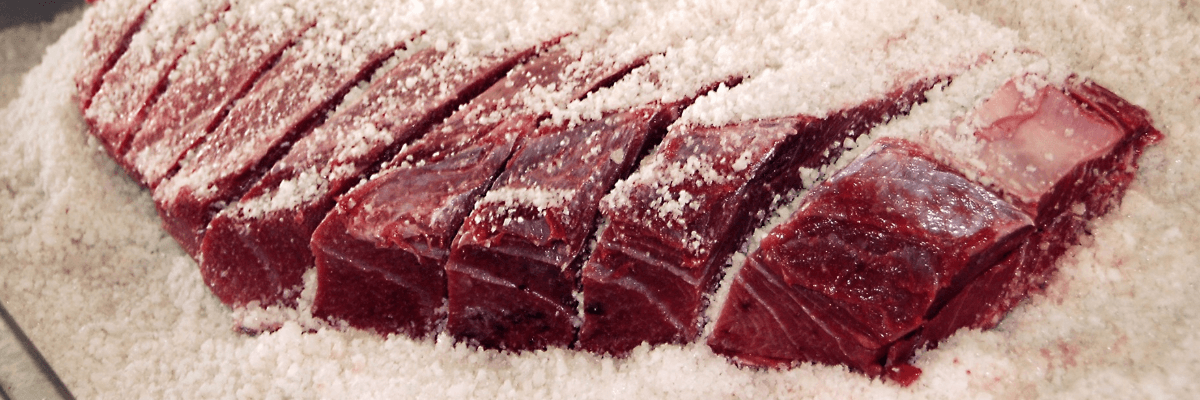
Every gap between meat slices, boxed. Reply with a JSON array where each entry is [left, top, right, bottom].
[[75, 0, 155, 112], [198, 37, 562, 310], [122, 0, 318, 189], [310, 43, 650, 340], [706, 75, 1162, 385], [152, 17, 422, 258], [83, 0, 231, 160], [443, 76, 741, 351], [578, 77, 943, 356]]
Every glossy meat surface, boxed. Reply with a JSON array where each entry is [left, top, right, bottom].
[[707, 139, 1033, 375]]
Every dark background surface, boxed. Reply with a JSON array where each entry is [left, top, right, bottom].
[[1, 0, 86, 29]]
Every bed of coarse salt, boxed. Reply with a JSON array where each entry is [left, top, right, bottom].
[[2, 0, 1199, 398]]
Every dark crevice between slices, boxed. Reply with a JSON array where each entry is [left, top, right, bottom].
[[198, 39, 563, 311], [311, 44, 652, 341], [443, 75, 743, 352], [579, 76, 947, 356]]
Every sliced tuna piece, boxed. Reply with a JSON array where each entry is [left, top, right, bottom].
[[152, 5, 422, 257], [706, 138, 1034, 376], [121, 0, 316, 188], [199, 42, 547, 308], [75, 0, 155, 111], [578, 79, 941, 355], [881, 78, 1163, 376], [311, 44, 648, 339], [707, 76, 1161, 382], [443, 100, 687, 350], [83, 0, 229, 159]]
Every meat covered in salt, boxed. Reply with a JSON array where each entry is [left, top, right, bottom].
[[579, 79, 940, 355], [310, 43, 647, 339], [707, 76, 1162, 383], [74, 0, 154, 111], [442, 82, 726, 350], [121, 0, 316, 188], [706, 138, 1034, 377], [152, 2, 421, 256], [199, 42, 546, 309], [83, 0, 228, 159]]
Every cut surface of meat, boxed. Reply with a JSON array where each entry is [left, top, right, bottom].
[[880, 77, 1163, 376], [83, 0, 228, 159], [706, 75, 1162, 381], [706, 138, 1034, 376], [443, 100, 686, 351], [152, 4, 422, 257], [199, 42, 545, 308], [74, 0, 155, 111], [579, 79, 940, 356], [311, 43, 648, 339], [120, 0, 316, 188]]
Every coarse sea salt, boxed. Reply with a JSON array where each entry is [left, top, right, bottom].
[[2, 0, 1200, 398]]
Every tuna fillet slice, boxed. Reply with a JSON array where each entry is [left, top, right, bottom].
[[153, 6, 421, 256], [579, 79, 940, 355], [707, 76, 1162, 383], [199, 41, 548, 308], [121, 0, 316, 188], [311, 43, 647, 339], [83, 0, 228, 159]]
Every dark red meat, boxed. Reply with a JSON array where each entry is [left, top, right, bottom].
[[579, 79, 941, 355], [151, 21, 417, 257], [707, 77, 1162, 381], [311, 45, 647, 338], [443, 98, 689, 350], [121, 2, 315, 188], [706, 138, 1034, 376], [199, 43, 544, 308]]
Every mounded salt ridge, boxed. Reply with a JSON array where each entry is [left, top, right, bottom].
[[42, 0, 1164, 390]]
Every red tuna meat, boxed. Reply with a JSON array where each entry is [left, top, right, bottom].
[[121, 0, 316, 188], [443, 97, 693, 350], [708, 76, 1161, 382], [152, 15, 419, 257], [75, 0, 154, 111], [706, 138, 1034, 376], [311, 45, 647, 338], [579, 79, 942, 355], [83, 0, 229, 159], [881, 78, 1162, 377], [199, 42, 547, 309]]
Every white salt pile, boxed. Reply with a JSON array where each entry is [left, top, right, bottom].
[[2, 0, 1199, 398]]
